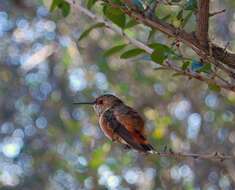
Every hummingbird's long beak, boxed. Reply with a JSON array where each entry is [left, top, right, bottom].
[[73, 101, 96, 105]]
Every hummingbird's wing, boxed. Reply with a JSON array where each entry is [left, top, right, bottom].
[[102, 106, 155, 152], [102, 109, 145, 151], [113, 105, 155, 152]]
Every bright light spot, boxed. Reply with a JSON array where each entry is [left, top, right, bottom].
[[187, 113, 201, 140], [145, 168, 156, 180], [1, 137, 24, 158], [0, 171, 19, 186], [21, 44, 55, 71], [229, 131, 235, 144], [205, 93, 219, 108], [36, 116, 48, 129], [154, 83, 165, 96], [171, 99, 191, 120], [16, 18, 29, 29], [219, 176, 231, 189], [69, 69, 87, 92], [1, 122, 14, 134], [170, 165, 181, 182], [0, 11, 12, 37], [124, 169, 139, 184], [98, 164, 121, 189], [179, 164, 194, 182], [95, 72, 108, 90], [24, 125, 36, 136], [37, 6, 49, 17], [217, 128, 228, 142], [222, 111, 234, 122], [13, 129, 25, 138], [59, 35, 71, 47], [171, 164, 194, 182], [84, 177, 94, 189], [78, 156, 88, 167], [53, 170, 78, 190], [107, 175, 121, 189]]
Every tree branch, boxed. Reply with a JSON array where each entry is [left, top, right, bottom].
[[65, 0, 235, 92], [152, 150, 233, 162], [210, 9, 226, 17], [104, 1, 235, 71], [196, 0, 209, 48]]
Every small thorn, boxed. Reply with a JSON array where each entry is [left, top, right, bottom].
[[214, 152, 218, 156]]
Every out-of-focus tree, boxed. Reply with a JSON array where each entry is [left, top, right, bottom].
[[0, 0, 234, 189]]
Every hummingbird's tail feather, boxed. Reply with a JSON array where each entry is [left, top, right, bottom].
[[141, 143, 155, 153]]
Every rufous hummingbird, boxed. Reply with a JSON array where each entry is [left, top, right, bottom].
[[74, 94, 155, 153]]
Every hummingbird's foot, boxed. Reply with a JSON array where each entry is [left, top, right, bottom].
[[162, 145, 174, 154]]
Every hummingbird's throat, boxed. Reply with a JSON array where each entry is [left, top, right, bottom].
[[93, 104, 111, 117]]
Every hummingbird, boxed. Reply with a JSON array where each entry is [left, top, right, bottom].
[[74, 94, 155, 153]]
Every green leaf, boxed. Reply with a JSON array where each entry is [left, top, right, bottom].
[[197, 63, 212, 73], [120, 48, 145, 59], [103, 5, 126, 28], [149, 43, 171, 53], [208, 84, 221, 92], [150, 43, 172, 64], [78, 23, 105, 41], [182, 61, 191, 70], [161, 14, 171, 21], [87, 0, 98, 9], [176, 9, 183, 20], [58, 1, 70, 17], [50, 0, 70, 17], [147, 29, 156, 42], [103, 44, 127, 57], [125, 19, 138, 29], [151, 50, 166, 64], [50, 0, 62, 11]]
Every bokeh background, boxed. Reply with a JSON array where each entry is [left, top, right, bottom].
[[0, 0, 235, 189]]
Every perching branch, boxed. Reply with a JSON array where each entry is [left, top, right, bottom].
[[152, 149, 233, 162], [65, 0, 235, 92]]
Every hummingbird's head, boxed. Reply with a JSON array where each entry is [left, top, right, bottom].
[[74, 94, 123, 116]]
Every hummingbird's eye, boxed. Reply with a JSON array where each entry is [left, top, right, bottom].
[[97, 99, 103, 104]]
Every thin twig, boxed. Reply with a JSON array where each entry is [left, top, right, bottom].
[[65, 0, 235, 92], [210, 9, 226, 17], [104, 0, 235, 71]]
